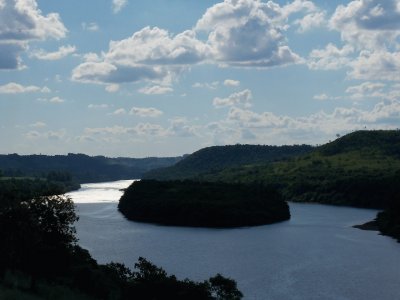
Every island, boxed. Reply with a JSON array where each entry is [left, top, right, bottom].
[[118, 180, 290, 228]]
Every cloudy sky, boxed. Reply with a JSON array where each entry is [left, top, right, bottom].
[[1, 0, 400, 157]]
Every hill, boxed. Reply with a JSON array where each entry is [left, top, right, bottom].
[[143, 144, 313, 180], [199, 130, 400, 208], [0, 153, 182, 183]]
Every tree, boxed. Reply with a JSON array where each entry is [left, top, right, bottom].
[[209, 274, 243, 300], [0, 195, 78, 280]]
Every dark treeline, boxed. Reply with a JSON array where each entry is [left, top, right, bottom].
[[0, 178, 243, 299], [119, 180, 290, 227], [0, 153, 182, 183], [144, 144, 313, 180]]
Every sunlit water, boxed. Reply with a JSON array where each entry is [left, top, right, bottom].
[[69, 180, 400, 300]]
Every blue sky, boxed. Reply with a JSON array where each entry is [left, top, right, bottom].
[[1, 0, 400, 157]]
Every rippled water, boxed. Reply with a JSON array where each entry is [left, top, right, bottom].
[[69, 180, 400, 300]]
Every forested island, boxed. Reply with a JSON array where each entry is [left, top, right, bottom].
[[0, 178, 243, 299], [144, 130, 400, 241], [119, 180, 290, 227]]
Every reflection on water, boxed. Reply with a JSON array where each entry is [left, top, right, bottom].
[[71, 180, 400, 300]]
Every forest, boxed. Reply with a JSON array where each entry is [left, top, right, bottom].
[[119, 180, 290, 227], [0, 178, 243, 299], [144, 130, 400, 241], [0, 153, 182, 183]]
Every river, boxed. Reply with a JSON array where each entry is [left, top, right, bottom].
[[68, 180, 400, 300]]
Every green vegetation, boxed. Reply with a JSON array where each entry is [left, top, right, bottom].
[[144, 144, 313, 180], [0, 153, 182, 183], [376, 201, 400, 242], [119, 180, 290, 227], [0, 179, 243, 299], [197, 131, 400, 209], [143, 130, 400, 241]]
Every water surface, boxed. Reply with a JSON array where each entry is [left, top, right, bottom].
[[69, 180, 400, 300]]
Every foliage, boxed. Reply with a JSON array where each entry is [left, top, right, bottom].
[[376, 200, 400, 242], [144, 144, 313, 180], [119, 180, 290, 227], [0, 178, 244, 299]]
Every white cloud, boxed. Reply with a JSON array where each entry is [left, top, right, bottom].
[[169, 117, 198, 137], [129, 107, 163, 118], [112, 0, 127, 14], [195, 0, 302, 67], [223, 79, 240, 87], [306, 0, 400, 82], [345, 81, 386, 99], [49, 96, 64, 103], [0, 82, 44, 94], [105, 84, 119, 93], [192, 81, 219, 89], [37, 96, 65, 104], [0, 0, 68, 69], [294, 11, 326, 33], [72, 26, 208, 85], [25, 129, 66, 140], [82, 22, 99, 32], [111, 108, 127, 115], [29, 121, 46, 128], [88, 104, 109, 109], [138, 85, 173, 95], [73, 0, 323, 87], [213, 89, 252, 108], [31, 45, 76, 60], [313, 93, 329, 101], [308, 44, 354, 70], [349, 50, 400, 81]]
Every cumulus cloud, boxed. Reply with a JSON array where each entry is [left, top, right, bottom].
[[0, 0, 67, 69], [82, 22, 99, 32], [294, 11, 326, 33], [169, 117, 198, 137], [111, 108, 126, 115], [349, 50, 400, 81], [0, 82, 47, 94], [138, 85, 173, 95], [72, 26, 208, 85], [192, 81, 219, 89], [313, 93, 329, 101], [88, 104, 109, 109], [308, 0, 400, 81], [37, 96, 65, 104], [72, 0, 325, 87], [129, 107, 163, 118], [31, 45, 76, 60], [213, 89, 252, 108], [195, 0, 302, 67], [223, 79, 240, 87], [308, 44, 354, 70], [345, 81, 386, 99], [112, 0, 127, 14], [29, 121, 46, 128]]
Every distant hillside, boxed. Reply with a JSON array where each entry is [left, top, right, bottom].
[[0, 153, 182, 183], [143, 144, 313, 180], [199, 130, 400, 209]]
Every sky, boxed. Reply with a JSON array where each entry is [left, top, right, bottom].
[[1, 0, 400, 157]]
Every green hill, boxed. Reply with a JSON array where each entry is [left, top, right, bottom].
[[143, 144, 313, 180], [199, 130, 400, 209]]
